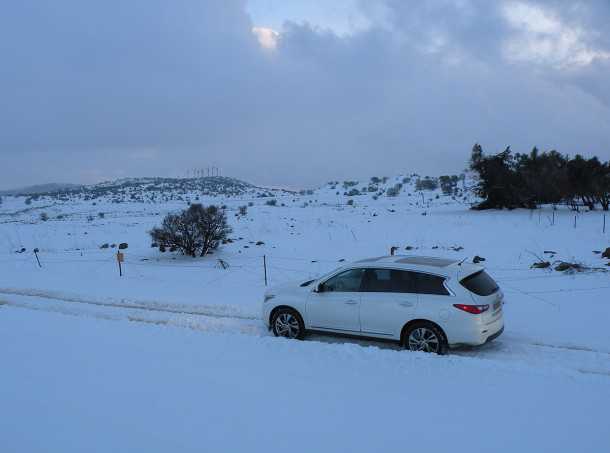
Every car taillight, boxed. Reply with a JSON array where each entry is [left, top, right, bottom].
[[453, 303, 489, 314]]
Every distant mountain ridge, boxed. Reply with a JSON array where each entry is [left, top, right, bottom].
[[0, 183, 83, 196], [1, 176, 289, 203]]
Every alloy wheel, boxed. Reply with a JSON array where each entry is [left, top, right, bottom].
[[274, 313, 301, 338], [408, 327, 440, 353]]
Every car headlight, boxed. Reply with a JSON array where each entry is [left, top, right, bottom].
[[264, 294, 275, 303]]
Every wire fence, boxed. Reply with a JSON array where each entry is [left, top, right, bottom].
[[1, 247, 608, 300]]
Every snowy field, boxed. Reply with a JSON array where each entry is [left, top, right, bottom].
[[1, 176, 610, 452]]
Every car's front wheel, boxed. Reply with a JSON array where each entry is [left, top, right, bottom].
[[271, 308, 305, 340], [403, 322, 448, 355]]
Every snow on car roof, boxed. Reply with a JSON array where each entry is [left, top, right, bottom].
[[355, 256, 389, 263], [395, 256, 457, 267], [355, 255, 458, 267]]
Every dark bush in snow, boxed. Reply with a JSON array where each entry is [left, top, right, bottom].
[[150, 204, 231, 257], [415, 178, 438, 191], [342, 180, 358, 189], [100, 243, 109, 249], [531, 261, 551, 269], [40, 212, 49, 221], [265, 199, 277, 206], [439, 175, 460, 195], [386, 183, 403, 197], [554, 262, 584, 272], [238, 205, 248, 216], [118, 243, 128, 250]]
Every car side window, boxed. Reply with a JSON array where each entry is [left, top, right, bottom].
[[321, 269, 365, 292], [415, 273, 450, 296], [390, 270, 418, 293], [361, 268, 393, 292]]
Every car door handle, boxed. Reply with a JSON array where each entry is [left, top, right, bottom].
[[399, 302, 414, 307], [345, 300, 358, 305]]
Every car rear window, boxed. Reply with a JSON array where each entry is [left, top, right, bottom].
[[460, 270, 499, 296], [414, 273, 450, 296]]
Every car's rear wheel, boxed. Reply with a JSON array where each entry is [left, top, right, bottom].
[[403, 322, 448, 355], [271, 308, 305, 340]]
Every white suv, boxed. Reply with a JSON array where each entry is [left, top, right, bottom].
[[262, 255, 504, 354]]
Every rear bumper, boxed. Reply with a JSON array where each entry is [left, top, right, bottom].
[[447, 313, 504, 347], [485, 325, 504, 343]]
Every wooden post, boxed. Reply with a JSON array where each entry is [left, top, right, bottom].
[[263, 255, 268, 286], [574, 215, 577, 229], [552, 210, 555, 226], [604, 213, 606, 234], [33, 248, 41, 268], [117, 251, 124, 276]]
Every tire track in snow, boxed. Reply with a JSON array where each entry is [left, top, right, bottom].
[[3, 295, 609, 380], [0, 295, 266, 337], [0, 287, 259, 321], [2, 288, 609, 375]]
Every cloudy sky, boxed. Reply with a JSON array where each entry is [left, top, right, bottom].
[[1, 1, 609, 189]]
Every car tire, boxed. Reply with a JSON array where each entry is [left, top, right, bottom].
[[403, 321, 448, 355], [271, 308, 305, 340]]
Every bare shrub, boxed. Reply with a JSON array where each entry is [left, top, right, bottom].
[[150, 204, 231, 257]]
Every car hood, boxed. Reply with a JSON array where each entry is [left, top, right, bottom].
[[265, 279, 317, 296]]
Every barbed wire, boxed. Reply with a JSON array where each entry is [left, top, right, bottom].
[[0, 248, 608, 297]]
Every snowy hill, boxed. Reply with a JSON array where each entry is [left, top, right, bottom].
[[0, 182, 83, 196], [3, 175, 289, 204]]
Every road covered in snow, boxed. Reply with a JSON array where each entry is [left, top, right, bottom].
[[1, 303, 609, 453], [1, 176, 610, 451]]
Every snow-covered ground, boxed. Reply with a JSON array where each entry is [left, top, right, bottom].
[[1, 176, 609, 452]]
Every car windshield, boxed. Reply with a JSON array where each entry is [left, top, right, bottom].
[[460, 270, 498, 296]]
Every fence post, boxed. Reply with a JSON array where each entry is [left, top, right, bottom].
[[33, 248, 41, 268], [604, 213, 606, 234], [263, 254, 268, 286], [574, 214, 577, 229], [552, 210, 555, 226], [117, 251, 124, 276]]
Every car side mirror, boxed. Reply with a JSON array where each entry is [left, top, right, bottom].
[[314, 283, 324, 293]]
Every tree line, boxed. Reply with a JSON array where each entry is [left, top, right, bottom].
[[469, 144, 610, 211]]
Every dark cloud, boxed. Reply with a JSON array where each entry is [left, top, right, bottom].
[[0, 0, 609, 189]]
